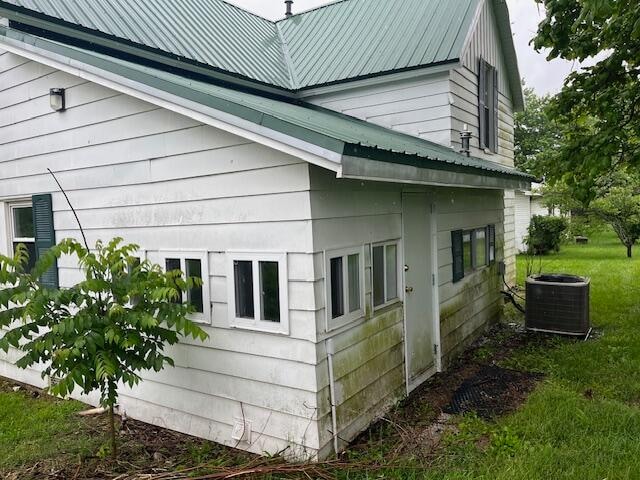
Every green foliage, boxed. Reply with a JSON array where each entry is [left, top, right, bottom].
[[590, 170, 640, 257], [514, 88, 560, 178], [0, 238, 208, 409], [533, 0, 640, 201], [526, 215, 568, 255]]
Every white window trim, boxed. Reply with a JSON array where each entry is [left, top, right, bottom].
[[325, 245, 366, 332], [227, 252, 289, 335], [9, 202, 35, 245], [372, 240, 402, 312], [155, 250, 211, 325]]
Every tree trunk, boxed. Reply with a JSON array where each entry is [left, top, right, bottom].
[[109, 404, 117, 459], [628, 244, 633, 258]]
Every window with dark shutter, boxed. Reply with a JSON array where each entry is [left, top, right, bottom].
[[451, 230, 464, 283], [478, 59, 499, 153], [32, 193, 58, 288]]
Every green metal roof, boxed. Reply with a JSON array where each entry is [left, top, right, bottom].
[[0, 26, 531, 184], [0, 0, 482, 90], [277, 0, 478, 88]]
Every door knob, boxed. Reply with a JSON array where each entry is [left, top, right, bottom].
[[405, 286, 414, 293]]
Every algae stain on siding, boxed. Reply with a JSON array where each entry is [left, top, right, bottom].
[[328, 306, 406, 436]]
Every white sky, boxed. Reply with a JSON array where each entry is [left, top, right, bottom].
[[227, 0, 587, 95]]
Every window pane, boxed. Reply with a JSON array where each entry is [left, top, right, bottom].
[[165, 258, 182, 304], [475, 229, 487, 267], [463, 233, 472, 274], [386, 244, 398, 301], [13, 242, 37, 272], [330, 257, 344, 319], [234, 260, 254, 319], [372, 246, 385, 307], [13, 207, 34, 239], [348, 254, 360, 313], [260, 261, 280, 323], [186, 259, 204, 314]]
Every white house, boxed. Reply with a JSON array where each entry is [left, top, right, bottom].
[[0, 0, 528, 460], [514, 183, 560, 253]]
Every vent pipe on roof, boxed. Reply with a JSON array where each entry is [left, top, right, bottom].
[[285, 0, 293, 16]]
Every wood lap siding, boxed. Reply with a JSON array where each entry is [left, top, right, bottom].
[[306, 73, 453, 146], [0, 51, 322, 458], [436, 188, 504, 366], [452, 0, 515, 167], [309, 168, 406, 457]]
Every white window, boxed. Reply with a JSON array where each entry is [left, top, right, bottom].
[[156, 251, 211, 324], [9, 202, 36, 271], [372, 241, 400, 309], [227, 252, 289, 335], [325, 246, 365, 331]]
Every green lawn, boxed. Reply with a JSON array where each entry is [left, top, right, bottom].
[[424, 230, 640, 480], [2, 231, 639, 479], [0, 381, 101, 472]]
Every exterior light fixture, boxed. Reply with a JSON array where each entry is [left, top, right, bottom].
[[49, 88, 66, 112], [460, 124, 472, 157]]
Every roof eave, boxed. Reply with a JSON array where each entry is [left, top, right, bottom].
[[492, 0, 525, 111], [0, 27, 532, 191], [341, 155, 531, 191]]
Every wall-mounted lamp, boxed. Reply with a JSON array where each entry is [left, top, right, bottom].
[[49, 88, 66, 112], [460, 124, 472, 157]]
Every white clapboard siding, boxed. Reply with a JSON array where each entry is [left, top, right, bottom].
[[503, 189, 517, 283], [0, 52, 322, 456], [305, 72, 453, 146], [453, 0, 516, 167], [308, 167, 406, 454], [514, 190, 532, 253], [435, 187, 504, 362]]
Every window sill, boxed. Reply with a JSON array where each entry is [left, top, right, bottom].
[[326, 308, 364, 333], [373, 298, 402, 312], [229, 319, 290, 336]]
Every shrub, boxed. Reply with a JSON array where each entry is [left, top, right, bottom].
[[526, 215, 568, 255]]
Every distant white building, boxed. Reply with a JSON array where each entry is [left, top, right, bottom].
[[514, 183, 556, 253]]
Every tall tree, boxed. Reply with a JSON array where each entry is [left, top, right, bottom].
[[514, 87, 560, 178], [590, 170, 640, 258], [534, 0, 640, 189]]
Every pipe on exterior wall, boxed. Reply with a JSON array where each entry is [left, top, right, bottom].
[[325, 338, 339, 457]]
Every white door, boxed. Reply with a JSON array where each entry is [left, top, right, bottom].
[[402, 192, 438, 392]]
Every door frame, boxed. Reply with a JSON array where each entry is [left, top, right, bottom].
[[401, 192, 442, 394]]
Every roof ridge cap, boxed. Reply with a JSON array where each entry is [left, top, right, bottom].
[[218, 0, 276, 24]]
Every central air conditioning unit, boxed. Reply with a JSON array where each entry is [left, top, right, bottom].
[[525, 274, 591, 336]]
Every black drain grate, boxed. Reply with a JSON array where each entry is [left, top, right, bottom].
[[444, 365, 543, 419]]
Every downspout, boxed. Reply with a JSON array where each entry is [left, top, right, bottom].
[[325, 338, 339, 457]]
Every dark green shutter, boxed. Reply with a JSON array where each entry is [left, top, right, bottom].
[[32, 194, 58, 288], [478, 58, 487, 150], [451, 230, 464, 283]]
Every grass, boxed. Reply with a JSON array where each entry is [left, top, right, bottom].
[[0, 382, 101, 470], [1, 230, 639, 479], [422, 230, 640, 479]]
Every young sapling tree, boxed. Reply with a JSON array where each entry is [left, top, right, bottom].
[[0, 238, 208, 458]]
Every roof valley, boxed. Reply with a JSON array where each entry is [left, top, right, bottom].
[[275, 21, 299, 90]]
